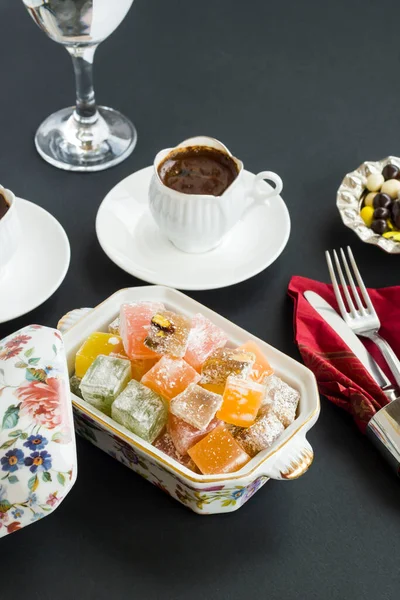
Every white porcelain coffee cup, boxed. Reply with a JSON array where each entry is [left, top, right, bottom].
[[0, 185, 20, 277], [149, 136, 283, 253]]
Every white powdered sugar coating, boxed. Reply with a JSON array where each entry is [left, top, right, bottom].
[[226, 376, 267, 399], [144, 310, 191, 358], [148, 357, 183, 389], [168, 414, 221, 455], [185, 313, 228, 367], [235, 411, 284, 457], [81, 354, 131, 394], [200, 348, 256, 385], [119, 301, 165, 358], [111, 380, 167, 443], [80, 354, 132, 415], [170, 383, 223, 430], [141, 356, 200, 399], [262, 374, 300, 427]]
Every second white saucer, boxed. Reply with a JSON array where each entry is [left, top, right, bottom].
[[96, 166, 291, 290], [0, 199, 70, 323]]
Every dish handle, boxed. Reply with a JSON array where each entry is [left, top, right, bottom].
[[262, 433, 314, 480], [57, 307, 93, 333]]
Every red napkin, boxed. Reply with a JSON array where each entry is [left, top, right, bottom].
[[288, 276, 400, 432]]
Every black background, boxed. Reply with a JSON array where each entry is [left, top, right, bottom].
[[1, 1, 400, 599]]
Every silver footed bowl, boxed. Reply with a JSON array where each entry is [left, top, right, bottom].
[[337, 155, 400, 254]]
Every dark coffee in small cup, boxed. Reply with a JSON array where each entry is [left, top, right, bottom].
[[158, 145, 239, 196], [0, 192, 10, 220]]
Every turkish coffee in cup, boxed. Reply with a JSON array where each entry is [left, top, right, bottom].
[[0, 191, 10, 220], [158, 145, 239, 196]]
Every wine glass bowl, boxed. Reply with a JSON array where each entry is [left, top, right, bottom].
[[22, 0, 137, 172]]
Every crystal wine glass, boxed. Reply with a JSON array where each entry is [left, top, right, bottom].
[[22, 0, 137, 172]]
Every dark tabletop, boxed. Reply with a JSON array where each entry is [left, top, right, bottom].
[[1, 0, 400, 598]]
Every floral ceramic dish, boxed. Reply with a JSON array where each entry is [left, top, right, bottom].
[[60, 286, 320, 515], [0, 326, 77, 538]]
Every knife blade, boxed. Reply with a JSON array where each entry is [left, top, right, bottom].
[[304, 290, 390, 388]]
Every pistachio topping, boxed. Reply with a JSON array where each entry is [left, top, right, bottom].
[[151, 313, 175, 334]]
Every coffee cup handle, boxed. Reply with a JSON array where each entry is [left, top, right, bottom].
[[251, 171, 283, 204]]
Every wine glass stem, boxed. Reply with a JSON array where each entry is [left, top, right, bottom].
[[68, 46, 98, 124]]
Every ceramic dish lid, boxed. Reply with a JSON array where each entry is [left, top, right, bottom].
[[0, 325, 77, 538]]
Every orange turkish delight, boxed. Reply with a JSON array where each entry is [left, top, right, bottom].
[[238, 340, 274, 382], [188, 425, 251, 474], [141, 356, 200, 401], [130, 357, 159, 382], [199, 382, 226, 395], [217, 376, 266, 427]]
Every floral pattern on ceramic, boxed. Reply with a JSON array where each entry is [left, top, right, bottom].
[[0, 325, 77, 538], [73, 407, 269, 514]]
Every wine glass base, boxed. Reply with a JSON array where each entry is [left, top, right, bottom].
[[35, 106, 137, 172]]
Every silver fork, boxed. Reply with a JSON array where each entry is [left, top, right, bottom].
[[326, 246, 400, 389]]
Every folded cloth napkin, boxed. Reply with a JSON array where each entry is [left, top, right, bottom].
[[288, 276, 400, 433]]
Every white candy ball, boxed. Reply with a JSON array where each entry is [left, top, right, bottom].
[[380, 179, 400, 199], [364, 192, 377, 207], [366, 173, 384, 192]]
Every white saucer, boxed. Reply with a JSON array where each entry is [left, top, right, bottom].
[[96, 166, 291, 290], [0, 199, 70, 323]]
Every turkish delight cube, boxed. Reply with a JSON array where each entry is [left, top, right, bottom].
[[262, 374, 300, 427], [144, 310, 191, 358], [80, 355, 131, 416], [217, 376, 266, 427], [200, 348, 255, 386], [120, 301, 165, 360], [130, 357, 159, 382], [75, 332, 126, 378], [170, 384, 223, 430], [168, 414, 221, 455], [188, 425, 251, 474], [141, 356, 200, 401], [235, 411, 284, 457], [111, 380, 167, 443], [238, 340, 274, 382], [108, 316, 120, 335], [70, 374, 82, 399], [184, 313, 228, 371], [153, 432, 197, 471]]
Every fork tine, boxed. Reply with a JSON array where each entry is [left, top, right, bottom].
[[332, 250, 358, 317], [346, 246, 375, 313], [325, 250, 348, 318], [339, 247, 366, 314]]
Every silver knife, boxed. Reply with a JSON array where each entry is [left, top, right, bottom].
[[305, 290, 400, 475], [304, 291, 392, 390]]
